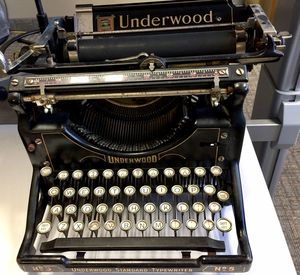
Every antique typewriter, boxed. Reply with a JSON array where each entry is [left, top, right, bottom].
[[0, 0, 289, 273]]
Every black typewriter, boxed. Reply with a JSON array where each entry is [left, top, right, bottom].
[[0, 0, 289, 273]]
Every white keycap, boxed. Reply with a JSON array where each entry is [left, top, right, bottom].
[[163, 168, 175, 178], [78, 187, 90, 197], [210, 166, 223, 177], [57, 170, 69, 181], [179, 167, 191, 177], [102, 169, 114, 179], [117, 168, 129, 179], [147, 168, 159, 178], [94, 186, 105, 197], [124, 186, 136, 197], [36, 221, 51, 234], [63, 187, 75, 198], [87, 169, 99, 180], [132, 168, 144, 179], [40, 166, 52, 177], [48, 187, 60, 198], [194, 167, 206, 177], [72, 170, 83, 180]]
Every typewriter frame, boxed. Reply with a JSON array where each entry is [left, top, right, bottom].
[[10, 64, 252, 273]]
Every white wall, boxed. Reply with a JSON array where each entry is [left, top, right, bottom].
[[5, 0, 170, 18], [6, 0, 245, 19]]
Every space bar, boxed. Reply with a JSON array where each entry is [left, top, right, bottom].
[[40, 237, 225, 253]]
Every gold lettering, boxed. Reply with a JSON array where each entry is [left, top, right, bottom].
[[141, 14, 151, 27], [162, 16, 169, 26], [118, 11, 213, 30], [169, 15, 182, 25], [119, 15, 129, 29], [182, 15, 192, 24], [131, 18, 140, 28], [152, 16, 161, 27], [215, 267, 222, 272], [204, 10, 213, 23], [193, 14, 202, 24], [106, 155, 158, 164]]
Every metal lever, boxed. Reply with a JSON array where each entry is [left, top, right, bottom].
[[6, 19, 58, 72], [210, 75, 221, 107]]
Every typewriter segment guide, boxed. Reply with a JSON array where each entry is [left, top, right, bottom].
[[0, 0, 289, 273]]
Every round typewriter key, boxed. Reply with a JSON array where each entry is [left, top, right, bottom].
[[194, 167, 206, 177], [152, 220, 165, 234], [65, 204, 77, 215], [179, 167, 191, 177], [102, 169, 114, 180], [163, 168, 175, 178], [120, 220, 133, 234], [78, 187, 90, 197], [50, 204, 63, 216], [144, 202, 156, 214], [217, 190, 230, 202], [72, 170, 83, 180], [203, 185, 216, 196], [63, 187, 75, 198], [210, 166, 223, 177], [169, 219, 182, 231], [37, 220, 51, 234], [176, 202, 189, 213], [156, 185, 168, 196], [192, 202, 205, 213], [112, 203, 125, 214], [171, 185, 184, 196], [73, 221, 84, 235], [140, 185, 151, 196], [87, 169, 99, 180], [57, 170, 69, 181], [57, 221, 69, 233], [124, 186, 136, 197], [81, 203, 93, 215], [147, 168, 159, 178], [186, 219, 198, 231], [88, 220, 101, 232], [216, 218, 232, 232], [40, 166, 52, 177], [202, 219, 215, 232], [48, 186, 60, 198], [136, 220, 148, 232], [94, 186, 105, 197], [117, 168, 129, 179], [96, 203, 108, 215], [132, 168, 144, 179], [159, 202, 172, 213], [187, 184, 200, 196], [209, 202, 222, 214], [128, 203, 140, 214], [104, 220, 116, 235], [109, 186, 121, 197]]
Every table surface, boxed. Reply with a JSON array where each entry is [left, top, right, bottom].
[[0, 125, 297, 275]]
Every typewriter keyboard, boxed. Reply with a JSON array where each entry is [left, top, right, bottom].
[[35, 166, 238, 258]]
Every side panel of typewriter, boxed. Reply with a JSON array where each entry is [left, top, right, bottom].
[[8, 65, 252, 272]]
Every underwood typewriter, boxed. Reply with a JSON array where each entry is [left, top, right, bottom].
[[0, 0, 289, 273]]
